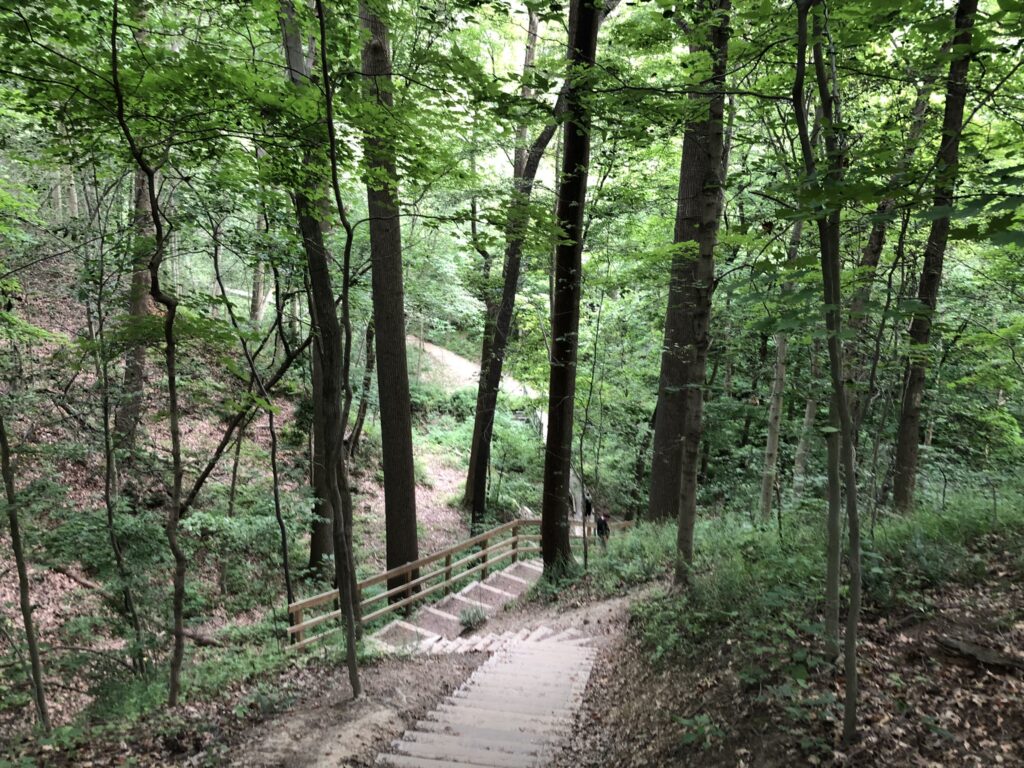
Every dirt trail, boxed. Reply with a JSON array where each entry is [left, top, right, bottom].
[[410, 335, 549, 448], [408, 335, 538, 400]]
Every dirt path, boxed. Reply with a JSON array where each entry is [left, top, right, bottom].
[[227, 655, 486, 768], [410, 335, 548, 447], [408, 335, 539, 400]]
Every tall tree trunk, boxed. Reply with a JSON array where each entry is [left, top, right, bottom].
[[298, 193, 361, 694], [277, 0, 334, 578], [113, 168, 158, 456], [360, 2, 419, 593], [792, 0, 861, 743], [307, 339, 335, 572], [464, 3, 620, 529], [464, 11, 539, 526], [0, 412, 52, 733], [893, 0, 977, 513], [540, 0, 602, 575], [279, 0, 361, 692], [759, 221, 803, 523], [647, 0, 731, 584]]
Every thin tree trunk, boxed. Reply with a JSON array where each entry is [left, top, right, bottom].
[[87, 293, 146, 675], [66, 169, 80, 221], [360, 2, 419, 595], [824, 394, 841, 659], [267, 408, 294, 606], [540, 0, 602, 576], [221, 421, 245, 594], [648, 0, 731, 584], [631, 408, 656, 518], [464, 11, 539, 525], [111, 3, 187, 705], [738, 333, 768, 456], [348, 322, 375, 456], [792, 0, 861, 743], [759, 221, 803, 522], [250, 259, 266, 325], [791, 401, 817, 495], [464, 3, 620, 529], [791, 339, 820, 494], [0, 412, 52, 732], [278, 0, 360, 692], [848, 83, 939, 435], [894, 0, 977, 512]]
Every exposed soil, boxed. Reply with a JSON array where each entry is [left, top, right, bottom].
[[408, 335, 536, 399], [224, 653, 486, 768]]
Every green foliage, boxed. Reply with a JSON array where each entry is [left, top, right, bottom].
[[1, 0, 1023, 756], [458, 606, 487, 632], [589, 522, 675, 593], [674, 713, 724, 749], [629, 479, 1024, 748]]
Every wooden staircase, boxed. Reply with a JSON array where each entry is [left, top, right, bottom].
[[370, 558, 544, 653], [376, 628, 596, 766], [286, 518, 633, 651]]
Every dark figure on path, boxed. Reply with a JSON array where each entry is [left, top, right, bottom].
[[596, 512, 610, 551]]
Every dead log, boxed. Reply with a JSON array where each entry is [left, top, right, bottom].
[[936, 635, 1024, 672]]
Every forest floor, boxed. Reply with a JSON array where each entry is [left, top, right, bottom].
[[551, 541, 1024, 767], [5, 527, 1022, 766], [219, 581, 643, 767], [34, 535, 1017, 768]]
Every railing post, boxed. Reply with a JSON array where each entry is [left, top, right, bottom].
[[293, 607, 303, 646], [511, 525, 519, 563], [444, 553, 453, 595], [481, 538, 489, 580], [355, 584, 363, 633]]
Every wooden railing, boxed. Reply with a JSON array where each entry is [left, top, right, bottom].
[[286, 517, 634, 650]]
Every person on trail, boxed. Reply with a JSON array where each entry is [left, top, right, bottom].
[[596, 511, 610, 551]]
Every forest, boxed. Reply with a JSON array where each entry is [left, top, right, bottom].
[[1, 0, 1023, 764]]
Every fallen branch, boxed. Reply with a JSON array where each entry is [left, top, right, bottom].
[[50, 566, 115, 600], [936, 635, 1024, 672]]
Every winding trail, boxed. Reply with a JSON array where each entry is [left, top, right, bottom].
[[409, 336, 550, 451], [409, 336, 539, 401]]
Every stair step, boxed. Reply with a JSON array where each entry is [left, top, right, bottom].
[[525, 626, 554, 643], [373, 620, 439, 649], [485, 572, 530, 595]]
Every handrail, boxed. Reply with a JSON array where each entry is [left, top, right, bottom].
[[286, 516, 635, 648], [288, 518, 543, 614]]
